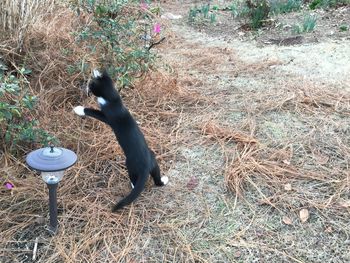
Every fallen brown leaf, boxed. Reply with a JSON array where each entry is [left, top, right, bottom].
[[313, 152, 329, 165], [282, 216, 293, 225], [284, 183, 292, 191], [299, 208, 309, 223], [234, 251, 242, 258], [325, 226, 333, 233], [339, 200, 350, 208], [187, 176, 199, 190], [283, 160, 291, 165]]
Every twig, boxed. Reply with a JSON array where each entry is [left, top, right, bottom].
[[148, 37, 166, 51], [32, 237, 38, 261]]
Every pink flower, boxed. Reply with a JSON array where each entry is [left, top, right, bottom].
[[153, 23, 161, 34], [140, 1, 148, 10], [4, 182, 14, 190]]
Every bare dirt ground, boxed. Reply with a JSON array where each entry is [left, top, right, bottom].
[[145, 1, 350, 262]]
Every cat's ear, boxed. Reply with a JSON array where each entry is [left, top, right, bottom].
[[101, 69, 109, 77], [92, 69, 102, 78]]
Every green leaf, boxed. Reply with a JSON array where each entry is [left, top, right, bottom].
[[3, 110, 12, 120], [22, 95, 37, 109], [95, 5, 108, 16], [23, 68, 32, 75], [5, 131, 11, 142], [11, 108, 21, 117]]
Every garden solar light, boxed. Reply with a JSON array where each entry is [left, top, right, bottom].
[[26, 146, 77, 233]]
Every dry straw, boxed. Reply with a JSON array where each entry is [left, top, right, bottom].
[[0, 2, 195, 261], [1, 0, 350, 261], [1, 0, 57, 49]]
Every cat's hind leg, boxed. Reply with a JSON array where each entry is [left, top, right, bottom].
[[150, 153, 168, 186], [128, 171, 137, 189], [112, 171, 149, 212]]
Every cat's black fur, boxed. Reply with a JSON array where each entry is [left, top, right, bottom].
[[74, 70, 167, 212]]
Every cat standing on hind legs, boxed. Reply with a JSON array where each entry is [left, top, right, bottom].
[[73, 69, 169, 212]]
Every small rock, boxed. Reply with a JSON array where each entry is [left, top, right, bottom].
[[161, 13, 182, 20], [282, 216, 293, 225]]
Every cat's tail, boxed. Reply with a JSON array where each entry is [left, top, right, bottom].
[[112, 173, 148, 212]]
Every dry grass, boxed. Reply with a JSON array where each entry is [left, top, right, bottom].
[[1, 0, 350, 262], [0, 66, 193, 261], [162, 12, 350, 257], [163, 0, 350, 261], [194, 77, 350, 260], [0, 3, 196, 262], [0, 0, 57, 50], [201, 120, 258, 145], [201, 78, 350, 223], [0, 0, 56, 31]]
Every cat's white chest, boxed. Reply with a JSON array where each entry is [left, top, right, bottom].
[[97, 97, 107, 107]]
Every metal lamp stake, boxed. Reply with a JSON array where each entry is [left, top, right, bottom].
[[26, 146, 77, 234], [47, 182, 58, 232]]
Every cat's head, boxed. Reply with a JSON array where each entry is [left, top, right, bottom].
[[87, 69, 119, 100]]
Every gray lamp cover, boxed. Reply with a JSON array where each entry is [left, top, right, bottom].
[[26, 146, 77, 172]]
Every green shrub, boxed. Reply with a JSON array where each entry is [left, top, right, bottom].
[[0, 69, 57, 153], [303, 14, 317, 32], [230, 2, 239, 17], [309, 0, 323, 9], [230, 2, 251, 18], [201, 4, 210, 18], [339, 24, 348, 31], [246, 0, 271, 29], [188, 4, 217, 24], [292, 14, 317, 33], [188, 7, 198, 23], [210, 13, 217, 23], [309, 0, 350, 9], [270, 0, 302, 14], [72, 0, 161, 88]]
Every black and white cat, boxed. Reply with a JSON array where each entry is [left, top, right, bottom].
[[73, 70, 168, 212]]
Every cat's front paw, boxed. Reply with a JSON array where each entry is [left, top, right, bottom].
[[73, 106, 85, 116]]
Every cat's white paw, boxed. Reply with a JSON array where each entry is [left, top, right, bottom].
[[161, 176, 169, 185], [93, 69, 101, 78], [73, 106, 85, 116]]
